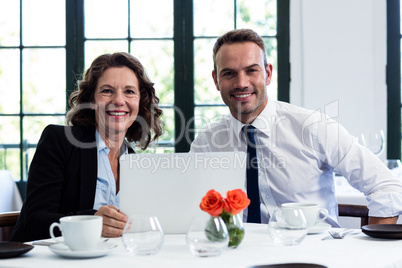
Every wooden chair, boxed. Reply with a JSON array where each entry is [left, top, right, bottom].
[[338, 204, 369, 227], [0, 211, 20, 241]]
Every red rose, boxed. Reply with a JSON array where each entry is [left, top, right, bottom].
[[199, 189, 224, 216], [223, 189, 250, 215]]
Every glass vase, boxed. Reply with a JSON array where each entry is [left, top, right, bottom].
[[189, 216, 229, 257], [220, 212, 245, 248]]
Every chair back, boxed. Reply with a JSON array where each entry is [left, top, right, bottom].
[[0, 211, 20, 241], [338, 204, 369, 227]]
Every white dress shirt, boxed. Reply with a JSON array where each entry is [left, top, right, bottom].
[[191, 97, 402, 226]]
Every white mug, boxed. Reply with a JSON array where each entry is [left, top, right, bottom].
[[281, 203, 328, 228], [49, 215, 102, 251]]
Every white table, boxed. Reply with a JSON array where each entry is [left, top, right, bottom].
[[2, 224, 402, 268]]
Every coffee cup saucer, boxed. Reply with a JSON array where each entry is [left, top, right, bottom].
[[307, 222, 331, 235], [49, 242, 117, 258]]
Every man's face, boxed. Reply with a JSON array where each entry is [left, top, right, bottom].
[[212, 42, 272, 124]]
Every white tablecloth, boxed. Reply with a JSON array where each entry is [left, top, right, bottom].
[[2, 224, 402, 268], [0, 170, 22, 212]]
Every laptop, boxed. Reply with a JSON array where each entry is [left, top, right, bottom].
[[119, 152, 246, 234]]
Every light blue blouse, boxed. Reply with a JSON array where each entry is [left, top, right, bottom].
[[93, 130, 128, 210]]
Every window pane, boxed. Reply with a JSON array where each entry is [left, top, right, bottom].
[[85, 0, 128, 38], [85, 40, 129, 69], [152, 147, 174, 153], [130, 40, 174, 105], [24, 116, 65, 145], [159, 107, 174, 145], [237, 0, 277, 36], [137, 145, 174, 154], [22, 0, 65, 46], [0, 1, 20, 46], [0, 49, 20, 114], [0, 149, 21, 181], [194, 39, 224, 105], [194, 106, 229, 136], [0, 117, 20, 144], [265, 38, 278, 100], [130, 0, 173, 38], [136, 107, 174, 153], [0, 117, 21, 179], [23, 49, 66, 113], [194, 0, 234, 36]]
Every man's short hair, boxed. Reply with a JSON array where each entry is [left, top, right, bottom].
[[213, 28, 268, 72]]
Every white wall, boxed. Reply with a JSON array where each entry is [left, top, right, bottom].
[[290, 0, 387, 159]]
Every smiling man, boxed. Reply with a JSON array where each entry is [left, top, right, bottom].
[[191, 29, 402, 227], [212, 40, 271, 125]]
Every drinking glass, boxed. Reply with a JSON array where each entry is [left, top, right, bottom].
[[385, 159, 402, 170], [268, 208, 307, 246], [186, 216, 229, 257], [385, 159, 402, 178], [122, 215, 164, 256], [356, 134, 366, 147], [365, 130, 385, 156]]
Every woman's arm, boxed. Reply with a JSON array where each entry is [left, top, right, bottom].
[[11, 125, 97, 242]]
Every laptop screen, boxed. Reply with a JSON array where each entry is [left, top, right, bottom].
[[119, 152, 246, 234]]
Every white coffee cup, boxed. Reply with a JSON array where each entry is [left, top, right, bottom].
[[49, 215, 102, 251], [281, 203, 328, 228]]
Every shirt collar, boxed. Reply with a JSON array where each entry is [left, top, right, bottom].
[[230, 96, 277, 143]]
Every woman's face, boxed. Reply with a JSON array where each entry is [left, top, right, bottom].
[[93, 66, 140, 138]]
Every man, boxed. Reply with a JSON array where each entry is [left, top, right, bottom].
[[190, 28, 402, 226]]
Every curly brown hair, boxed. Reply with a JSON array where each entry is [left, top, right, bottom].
[[66, 52, 163, 150]]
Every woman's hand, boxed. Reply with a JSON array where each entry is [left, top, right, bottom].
[[95, 205, 128, 237]]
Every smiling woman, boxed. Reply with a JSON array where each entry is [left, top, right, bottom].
[[93, 66, 141, 148], [9, 52, 164, 242], [67, 52, 163, 150]]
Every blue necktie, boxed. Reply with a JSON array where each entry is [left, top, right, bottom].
[[244, 125, 261, 223]]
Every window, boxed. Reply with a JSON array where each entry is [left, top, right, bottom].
[[0, 0, 289, 194], [0, 0, 66, 191]]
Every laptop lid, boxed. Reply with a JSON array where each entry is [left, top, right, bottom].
[[119, 152, 246, 234]]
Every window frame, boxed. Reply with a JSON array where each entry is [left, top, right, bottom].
[[66, 0, 290, 153], [1, 0, 290, 197], [386, 0, 401, 159]]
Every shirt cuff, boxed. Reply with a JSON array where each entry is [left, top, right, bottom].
[[367, 191, 402, 217]]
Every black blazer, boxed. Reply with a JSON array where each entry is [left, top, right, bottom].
[[10, 125, 100, 242]]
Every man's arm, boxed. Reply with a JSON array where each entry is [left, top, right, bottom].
[[369, 216, 398, 224]]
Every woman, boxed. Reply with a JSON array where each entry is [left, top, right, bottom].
[[10, 52, 163, 242]]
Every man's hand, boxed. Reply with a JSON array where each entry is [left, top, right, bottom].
[[368, 216, 398, 224], [95, 205, 128, 237]]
